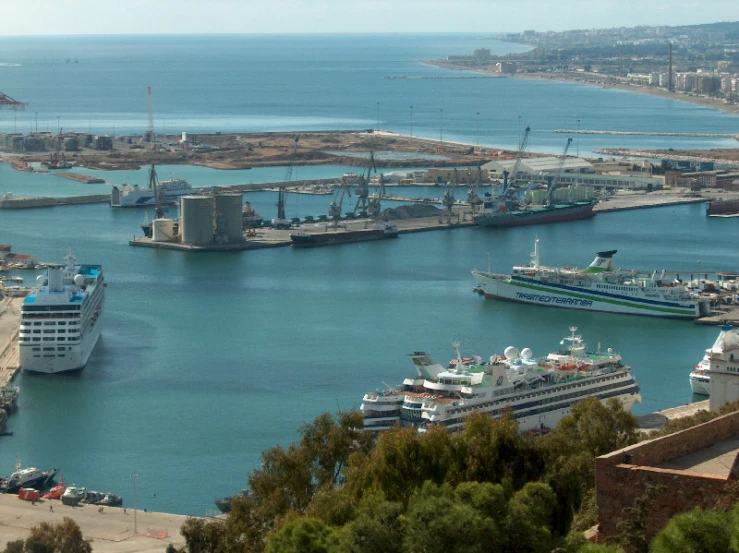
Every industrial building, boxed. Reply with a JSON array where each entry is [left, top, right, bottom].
[[482, 156, 665, 190]]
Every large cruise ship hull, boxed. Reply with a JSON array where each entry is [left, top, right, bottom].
[[706, 198, 739, 216], [20, 312, 103, 374], [472, 271, 700, 318], [474, 202, 595, 228]]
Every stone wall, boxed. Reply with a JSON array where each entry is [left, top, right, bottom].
[[595, 410, 739, 541]]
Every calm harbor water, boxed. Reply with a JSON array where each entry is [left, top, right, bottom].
[[0, 34, 738, 516]]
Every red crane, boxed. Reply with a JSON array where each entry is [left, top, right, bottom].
[[0, 91, 27, 110]]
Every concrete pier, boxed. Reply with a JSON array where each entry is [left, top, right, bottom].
[[637, 400, 710, 431], [0, 297, 22, 386], [0, 494, 191, 553]]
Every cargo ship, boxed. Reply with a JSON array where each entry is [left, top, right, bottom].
[[290, 223, 399, 248], [473, 199, 596, 228], [706, 198, 739, 217]]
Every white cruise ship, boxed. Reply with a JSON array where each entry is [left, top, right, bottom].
[[689, 324, 738, 396], [19, 253, 104, 374], [110, 170, 192, 208], [472, 238, 710, 319], [360, 327, 642, 434]]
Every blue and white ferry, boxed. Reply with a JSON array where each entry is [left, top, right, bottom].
[[18, 253, 104, 374]]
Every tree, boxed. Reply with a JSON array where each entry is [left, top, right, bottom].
[[503, 482, 558, 553], [7, 518, 92, 553], [402, 482, 500, 553], [334, 492, 404, 553], [180, 517, 225, 553], [450, 411, 545, 489], [264, 517, 335, 553], [615, 484, 665, 553], [651, 507, 732, 553]]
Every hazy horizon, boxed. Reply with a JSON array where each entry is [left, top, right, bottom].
[[2, 1, 739, 37]]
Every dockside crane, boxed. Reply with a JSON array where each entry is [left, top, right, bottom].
[[466, 167, 484, 214], [274, 135, 299, 227], [547, 137, 572, 206], [367, 173, 385, 221], [353, 151, 376, 215], [0, 91, 26, 111], [328, 179, 350, 229], [441, 169, 459, 224], [504, 125, 530, 195]]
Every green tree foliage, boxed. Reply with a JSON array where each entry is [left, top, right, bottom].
[[345, 425, 453, 504], [333, 492, 404, 553], [4, 518, 92, 553], [264, 517, 335, 553], [2, 542, 24, 553], [651, 507, 733, 553], [180, 517, 226, 553], [402, 482, 501, 553], [503, 482, 558, 553], [451, 411, 545, 489], [576, 544, 625, 553]]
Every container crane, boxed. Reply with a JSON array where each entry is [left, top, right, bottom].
[[274, 135, 299, 228]]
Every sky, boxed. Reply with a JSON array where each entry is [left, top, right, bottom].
[[2, 0, 739, 35]]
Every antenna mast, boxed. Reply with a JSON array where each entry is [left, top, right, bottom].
[[146, 86, 155, 146]]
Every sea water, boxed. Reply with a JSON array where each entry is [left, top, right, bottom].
[[0, 34, 738, 515]]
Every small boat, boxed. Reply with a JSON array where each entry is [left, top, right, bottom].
[[61, 486, 86, 506], [42, 480, 66, 500], [98, 492, 123, 507], [83, 490, 106, 505]]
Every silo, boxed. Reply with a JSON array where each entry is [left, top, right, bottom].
[[181, 196, 215, 246], [152, 218, 175, 242], [214, 194, 244, 243]]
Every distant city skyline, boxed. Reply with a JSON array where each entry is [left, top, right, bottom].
[[2, 1, 739, 36]]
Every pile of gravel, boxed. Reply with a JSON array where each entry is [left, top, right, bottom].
[[382, 204, 441, 220]]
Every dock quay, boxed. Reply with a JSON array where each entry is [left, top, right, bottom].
[[0, 494, 189, 553], [637, 400, 710, 431], [0, 194, 109, 209], [54, 172, 106, 184], [0, 297, 21, 387], [555, 129, 739, 140], [129, 211, 475, 251]]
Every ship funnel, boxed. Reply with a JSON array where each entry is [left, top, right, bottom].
[[408, 352, 445, 380], [48, 267, 64, 292], [584, 250, 617, 273]]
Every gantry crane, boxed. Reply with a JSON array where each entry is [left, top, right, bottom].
[[328, 179, 351, 229], [466, 167, 484, 214], [367, 173, 385, 221]]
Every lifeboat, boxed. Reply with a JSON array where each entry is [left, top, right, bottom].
[[42, 480, 65, 500], [558, 363, 577, 371]]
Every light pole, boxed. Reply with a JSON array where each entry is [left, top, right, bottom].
[[35, 112, 38, 133], [376, 102, 380, 132], [439, 109, 443, 144], [476, 112, 480, 147], [57, 116, 60, 135], [577, 119, 581, 157], [131, 474, 138, 534], [409, 105, 413, 142]]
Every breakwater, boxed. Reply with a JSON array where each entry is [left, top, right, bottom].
[[555, 129, 739, 140], [0, 194, 110, 209]]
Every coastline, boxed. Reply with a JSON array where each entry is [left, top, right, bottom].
[[425, 60, 739, 118]]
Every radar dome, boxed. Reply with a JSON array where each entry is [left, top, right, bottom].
[[504, 346, 519, 359], [520, 348, 533, 359], [36, 275, 45, 286], [73, 274, 85, 287]]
